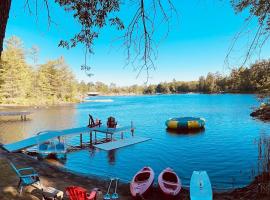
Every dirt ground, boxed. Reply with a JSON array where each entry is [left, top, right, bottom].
[[0, 148, 270, 200]]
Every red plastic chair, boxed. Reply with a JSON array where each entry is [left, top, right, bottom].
[[66, 186, 97, 200], [107, 116, 117, 128]]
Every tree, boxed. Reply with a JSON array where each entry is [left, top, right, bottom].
[[144, 84, 156, 94], [205, 73, 217, 93], [0, 36, 32, 103], [95, 81, 109, 93], [36, 56, 77, 103], [177, 82, 190, 93], [169, 79, 177, 93], [36, 61, 55, 101], [54, 57, 77, 101], [156, 82, 170, 94], [249, 60, 270, 98], [78, 81, 88, 94], [198, 76, 206, 92], [216, 75, 228, 92]]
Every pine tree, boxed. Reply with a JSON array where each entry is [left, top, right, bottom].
[[0, 36, 32, 104], [36, 56, 78, 104]]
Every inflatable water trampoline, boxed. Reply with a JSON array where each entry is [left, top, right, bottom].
[[166, 117, 205, 130]]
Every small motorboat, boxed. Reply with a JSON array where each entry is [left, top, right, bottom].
[[190, 171, 212, 200], [158, 168, 181, 199], [130, 167, 154, 199]]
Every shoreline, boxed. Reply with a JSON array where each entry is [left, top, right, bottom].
[[0, 93, 260, 107], [94, 92, 258, 96], [0, 92, 257, 104], [0, 148, 269, 200], [0, 102, 78, 110]]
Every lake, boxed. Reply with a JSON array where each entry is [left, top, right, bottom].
[[0, 94, 269, 190]]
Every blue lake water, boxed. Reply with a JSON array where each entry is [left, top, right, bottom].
[[1, 94, 270, 190]]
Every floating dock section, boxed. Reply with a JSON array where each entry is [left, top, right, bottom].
[[94, 137, 151, 151]]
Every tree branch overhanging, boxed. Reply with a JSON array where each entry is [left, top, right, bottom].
[[0, 0, 176, 80], [226, 1, 270, 68], [121, 0, 177, 81], [56, 0, 177, 80]]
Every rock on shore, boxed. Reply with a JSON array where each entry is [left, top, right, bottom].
[[250, 104, 270, 121]]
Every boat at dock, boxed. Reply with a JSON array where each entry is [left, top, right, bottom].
[[37, 139, 67, 160], [158, 168, 181, 199], [130, 167, 154, 199]]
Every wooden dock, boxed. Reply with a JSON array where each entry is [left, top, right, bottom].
[[0, 111, 32, 121], [94, 137, 151, 151], [3, 125, 137, 152]]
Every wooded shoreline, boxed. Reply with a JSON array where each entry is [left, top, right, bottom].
[[1, 36, 269, 107]]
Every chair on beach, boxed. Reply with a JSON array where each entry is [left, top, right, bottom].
[[9, 161, 42, 194], [66, 186, 98, 200], [107, 117, 117, 128]]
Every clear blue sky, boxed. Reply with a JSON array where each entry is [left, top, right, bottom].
[[5, 0, 270, 86]]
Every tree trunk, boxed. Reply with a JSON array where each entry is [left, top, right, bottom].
[[0, 0, 11, 59]]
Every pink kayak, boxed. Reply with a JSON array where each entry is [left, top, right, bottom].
[[158, 168, 182, 199], [130, 167, 154, 199]]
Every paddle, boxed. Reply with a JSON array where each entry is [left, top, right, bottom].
[[111, 178, 119, 199], [103, 178, 114, 200]]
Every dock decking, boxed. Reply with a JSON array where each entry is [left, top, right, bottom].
[[94, 137, 151, 151], [0, 111, 32, 121], [3, 125, 134, 152]]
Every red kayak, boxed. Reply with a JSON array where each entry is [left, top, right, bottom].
[[130, 167, 154, 199], [158, 168, 182, 199]]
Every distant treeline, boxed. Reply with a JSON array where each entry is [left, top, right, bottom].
[[78, 61, 270, 98], [0, 36, 269, 106]]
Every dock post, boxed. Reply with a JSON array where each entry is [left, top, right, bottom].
[[95, 131, 97, 143], [80, 134, 82, 148], [90, 131, 93, 147], [24, 115, 26, 121], [21, 115, 23, 121]]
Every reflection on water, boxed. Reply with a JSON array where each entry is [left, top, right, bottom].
[[0, 94, 270, 190], [108, 149, 117, 165], [80, 147, 117, 165], [166, 128, 205, 135], [0, 106, 77, 144]]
